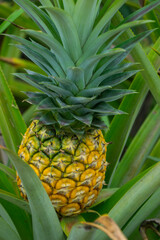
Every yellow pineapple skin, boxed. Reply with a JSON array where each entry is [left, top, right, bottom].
[[17, 120, 108, 217]]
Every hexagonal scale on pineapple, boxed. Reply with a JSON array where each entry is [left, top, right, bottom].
[[84, 134, 100, 151], [69, 186, 90, 203], [98, 154, 108, 172], [21, 121, 37, 145], [50, 194, 67, 207], [51, 153, 72, 172], [63, 162, 85, 181], [87, 151, 101, 169], [74, 143, 90, 164], [30, 152, 50, 172], [18, 147, 30, 162], [32, 120, 43, 132], [40, 167, 61, 187], [92, 172, 105, 190], [82, 190, 98, 208], [100, 141, 107, 154], [41, 137, 61, 158], [62, 136, 79, 155], [60, 203, 81, 216], [26, 136, 40, 156], [80, 169, 96, 182], [37, 126, 55, 142], [54, 178, 76, 197]]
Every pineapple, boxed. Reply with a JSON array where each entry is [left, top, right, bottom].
[[17, 120, 107, 216], [13, 0, 150, 216]]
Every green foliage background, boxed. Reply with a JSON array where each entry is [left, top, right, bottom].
[[0, 0, 160, 239]]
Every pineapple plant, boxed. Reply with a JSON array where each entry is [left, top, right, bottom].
[[9, 0, 155, 217], [1, 0, 160, 239]]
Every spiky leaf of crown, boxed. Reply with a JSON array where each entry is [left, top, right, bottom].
[[12, 0, 153, 134]]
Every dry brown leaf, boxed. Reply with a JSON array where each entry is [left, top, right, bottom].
[[83, 214, 127, 240]]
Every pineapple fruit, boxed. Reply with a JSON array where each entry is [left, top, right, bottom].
[[13, 0, 149, 216], [17, 120, 107, 216]]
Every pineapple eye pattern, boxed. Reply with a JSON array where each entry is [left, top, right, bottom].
[[17, 120, 107, 216]]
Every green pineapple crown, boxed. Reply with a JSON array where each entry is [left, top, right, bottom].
[[11, 0, 152, 135]]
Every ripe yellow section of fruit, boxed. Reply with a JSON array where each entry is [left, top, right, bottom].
[[17, 120, 108, 216]]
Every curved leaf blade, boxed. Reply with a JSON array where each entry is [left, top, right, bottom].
[[123, 188, 160, 237], [0, 146, 64, 240], [105, 30, 160, 186], [112, 104, 160, 186], [62, 0, 75, 15], [73, 0, 98, 46], [0, 189, 30, 213], [0, 162, 16, 179], [0, 8, 23, 34], [23, 30, 74, 72], [84, 0, 127, 47], [0, 67, 26, 152], [92, 163, 160, 240], [123, 0, 160, 23], [44, 7, 82, 62], [0, 217, 21, 240], [0, 203, 20, 238]]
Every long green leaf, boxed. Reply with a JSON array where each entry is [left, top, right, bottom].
[[82, 20, 152, 61], [0, 146, 64, 240], [84, 0, 127, 47], [62, 0, 75, 15], [105, 27, 160, 186], [109, 164, 160, 225], [7, 34, 63, 75], [112, 104, 160, 186], [23, 30, 73, 71], [0, 66, 26, 152], [73, 0, 98, 46], [150, 138, 160, 159], [0, 189, 30, 213], [92, 163, 160, 240], [88, 62, 138, 88], [0, 57, 44, 75], [0, 3, 37, 29], [0, 26, 24, 84], [79, 48, 125, 84], [67, 223, 94, 240], [0, 169, 17, 195], [39, 0, 53, 7], [115, 11, 160, 105], [0, 217, 21, 240], [13, 0, 58, 37], [0, 186, 33, 240], [123, 0, 160, 23], [123, 188, 160, 237], [22, 105, 37, 126], [0, 163, 16, 179], [0, 203, 20, 238], [92, 188, 118, 207], [0, 8, 23, 34], [52, 0, 63, 8], [144, 7, 160, 42], [61, 215, 85, 237], [44, 7, 82, 62], [93, 29, 153, 80]]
